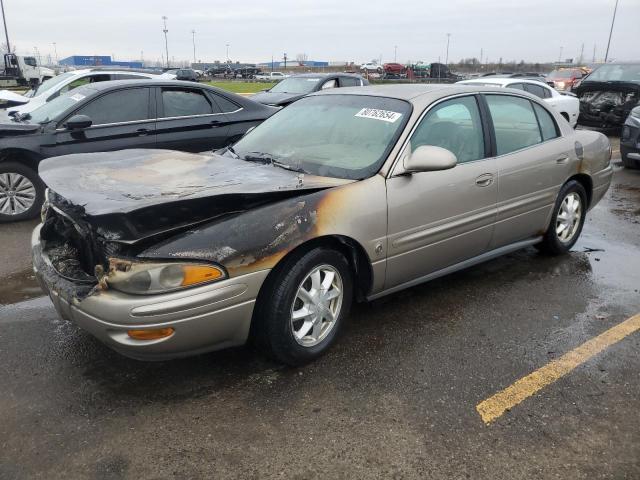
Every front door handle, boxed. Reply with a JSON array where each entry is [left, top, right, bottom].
[[475, 173, 494, 187], [556, 156, 569, 164], [210, 120, 221, 128], [136, 128, 150, 136]]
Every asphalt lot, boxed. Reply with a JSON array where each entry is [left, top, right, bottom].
[[0, 137, 639, 479]]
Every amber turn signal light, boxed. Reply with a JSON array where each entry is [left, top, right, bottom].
[[127, 328, 175, 341], [181, 265, 224, 287]]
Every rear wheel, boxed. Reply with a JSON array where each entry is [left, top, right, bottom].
[[0, 162, 44, 223], [253, 247, 353, 366], [536, 180, 587, 255]]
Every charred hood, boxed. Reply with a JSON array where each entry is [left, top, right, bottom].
[[40, 149, 352, 243], [576, 81, 640, 127]]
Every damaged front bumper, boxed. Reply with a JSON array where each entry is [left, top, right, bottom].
[[32, 224, 269, 360]]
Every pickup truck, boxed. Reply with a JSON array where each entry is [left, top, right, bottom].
[[255, 72, 288, 81]]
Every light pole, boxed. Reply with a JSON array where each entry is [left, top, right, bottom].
[[558, 46, 563, 63], [162, 16, 169, 68], [0, 0, 11, 53], [445, 33, 451, 66], [394, 45, 397, 62], [191, 30, 196, 64], [52, 42, 58, 64], [604, 0, 619, 62], [226, 43, 230, 63]]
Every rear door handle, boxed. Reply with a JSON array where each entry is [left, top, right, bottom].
[[556, 156, 569, 164], [136, 128, 150, 136], [210, 120, 221, 128], [475, 173, 494, 187]]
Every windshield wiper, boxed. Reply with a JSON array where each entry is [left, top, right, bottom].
[[242, 151, 305, 173], [225, 145, 240, 159]]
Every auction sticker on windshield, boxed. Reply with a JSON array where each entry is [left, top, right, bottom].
[[355, 108, 402, 123]]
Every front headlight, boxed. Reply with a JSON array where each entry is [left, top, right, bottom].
[[631, 106, 640, 119], [106, 258, 226, 295]]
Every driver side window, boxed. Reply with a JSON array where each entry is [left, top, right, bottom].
[[410, 96, 485, 163]]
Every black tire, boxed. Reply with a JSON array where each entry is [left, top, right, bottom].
[[536, 180, 587, 255], [252, 247, 353, 366], [0, 161, 45, 223]]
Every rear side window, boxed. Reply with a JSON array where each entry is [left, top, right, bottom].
[[161, 88, 215, 117], [485, 95, 542, 155], [411, 95, 485, 164], [340, 77, 362, 87], [210, 93, 240, 112], [77, 88, 150, 125], [506, 83, 526, 91], [523, 83, 546, 99], [533, 103, 559, 141]]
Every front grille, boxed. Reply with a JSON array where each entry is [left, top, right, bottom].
[[41, 206, 101, 282]]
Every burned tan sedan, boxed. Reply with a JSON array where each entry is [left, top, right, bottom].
[[32, 85, 613, 365]]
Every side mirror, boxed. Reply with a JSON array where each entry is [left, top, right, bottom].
[[65, 114, 92, 130], [404, 145, 457, 173]]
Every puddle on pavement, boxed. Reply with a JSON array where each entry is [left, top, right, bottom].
[[0, 268, 44, 305]]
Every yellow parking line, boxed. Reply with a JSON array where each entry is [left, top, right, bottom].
[[476, 313, 640, 424]]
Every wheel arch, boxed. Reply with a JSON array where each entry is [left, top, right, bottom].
[[259, 234, 374, 303], [0, 148, 43, 174], [567, 173, 593, 207]]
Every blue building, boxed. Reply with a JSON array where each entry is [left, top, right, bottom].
[[258, 60, 329, 68], [59, 55, 143, 69]]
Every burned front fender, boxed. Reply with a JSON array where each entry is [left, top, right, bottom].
[[137, 175, 389, 292]]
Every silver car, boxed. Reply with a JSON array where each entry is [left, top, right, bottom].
[[32, 85, 613, 365]]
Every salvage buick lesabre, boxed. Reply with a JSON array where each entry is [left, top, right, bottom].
[[32, 85, 613, 365]]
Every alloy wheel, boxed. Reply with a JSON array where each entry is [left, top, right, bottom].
[[0, 172, 37, 216], [290, 264, 344, 347], [556, 192, 582, 243]]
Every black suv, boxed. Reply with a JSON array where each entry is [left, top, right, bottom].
[[0, 80, 277, 222]]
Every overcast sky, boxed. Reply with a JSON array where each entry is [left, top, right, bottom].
[[6, 0, 640, 65]]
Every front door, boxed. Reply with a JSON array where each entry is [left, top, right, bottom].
[[50, 87, 156, 156], [385, 95, 498, 289]]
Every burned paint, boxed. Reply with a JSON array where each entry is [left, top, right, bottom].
[[39, 149, 351, 217]]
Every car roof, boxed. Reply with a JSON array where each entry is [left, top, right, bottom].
[[72, 79, 213, 92], [458, 77, 550, 88], [312, 83, 527, 104], [64, 68, 160, 76], [288, 72, 363, 79]]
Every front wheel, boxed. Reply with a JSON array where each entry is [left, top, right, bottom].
[[536, 180, 587, 255], [0, 162, 44, 223], [253, 247, 353, 366]]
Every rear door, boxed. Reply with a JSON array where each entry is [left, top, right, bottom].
[[52, 87, 156, 155], [385, 95, 499, 288], [483, 93, 572, 248], [155, 86, 230, 152]]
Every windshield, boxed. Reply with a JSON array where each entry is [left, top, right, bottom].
[[26, 86, 93, 124], [269, 77, 321, 94], [548, 70, 578, 79], [585, 64, 640, 83], [30, 72, 76, 97], [231, 95, 411, 180]]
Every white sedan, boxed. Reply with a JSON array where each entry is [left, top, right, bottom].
[[457, 77, 579, 127]]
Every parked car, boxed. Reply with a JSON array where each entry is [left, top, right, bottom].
[[458, 77, 580, 127], [175, 69, 199, 82], [0, 68, 165, 117], [382, 63, 407, 78], [251, 73, 368, 107], [360, 62, 383, 73], [621, 106, 640, 169], [255, 72, 288, 81], [575, 63, 640, 129], [546, 68, 587, 92], [32, 84, 612, 365], [0, 79, 277, 221]]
